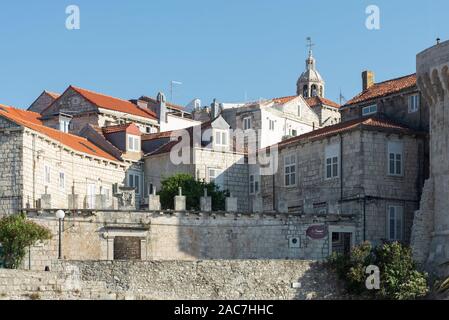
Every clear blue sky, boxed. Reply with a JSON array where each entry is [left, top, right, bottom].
[[0, 0, 447, 109]]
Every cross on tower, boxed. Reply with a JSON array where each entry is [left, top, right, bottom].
[[306, 37, 315, 56]]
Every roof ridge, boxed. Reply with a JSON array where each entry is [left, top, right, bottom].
[[372, 73, 416, 86], [70, 85, 132, 104]]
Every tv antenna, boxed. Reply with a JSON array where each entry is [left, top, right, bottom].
[[170, 80, 183, 101]]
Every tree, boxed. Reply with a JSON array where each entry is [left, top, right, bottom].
[[0, 214, 52, 269], [158, 173, 229, 211], [328, 241, 428, 300]]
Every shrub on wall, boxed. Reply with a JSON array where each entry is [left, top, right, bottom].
[[159, 173, 228, 211], [0, 214, 52, 269], [328, 241, 429, 300]]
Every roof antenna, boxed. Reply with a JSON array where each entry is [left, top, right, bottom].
[[436, 38, 441, 45]]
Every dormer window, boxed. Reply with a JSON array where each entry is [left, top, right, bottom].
[[127, 135, 141, 152], [59, 117, 71, 133], [214, 129, 228, 147], [362, 104, 377, 116]]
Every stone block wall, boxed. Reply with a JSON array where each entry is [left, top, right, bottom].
[[0, 260, 345, 300], [24, 211, 355, 271], [0, 118, 23, 216]]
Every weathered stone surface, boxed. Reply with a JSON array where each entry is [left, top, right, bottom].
[[0, 260, 345, 300]]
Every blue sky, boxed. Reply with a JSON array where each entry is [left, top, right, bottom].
[[0, 0, 447, 109]]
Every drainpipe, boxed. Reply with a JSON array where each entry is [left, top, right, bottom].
[[32, 135, 36, 208], [272, 174, 276, 211]]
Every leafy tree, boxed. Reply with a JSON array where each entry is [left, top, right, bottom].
[[158, 173, 228, 211], [328, 241, 428, 300], [0, 214, 52, 269]]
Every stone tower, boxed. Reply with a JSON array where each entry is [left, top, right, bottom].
[[411, 40, 449, 276], [296, 43, 325, 98]]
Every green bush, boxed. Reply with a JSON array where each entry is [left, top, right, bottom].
[[158, 173, 229, 211], [328, 241, 428, 300], [0, 214, 52, 269]]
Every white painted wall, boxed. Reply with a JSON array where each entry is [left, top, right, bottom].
[[160, 114, 202, 132]]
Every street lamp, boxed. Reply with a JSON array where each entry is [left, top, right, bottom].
[[55, 210, 65, 259]]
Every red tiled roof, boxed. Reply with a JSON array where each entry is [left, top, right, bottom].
[[273, 115, 421, 151], [272, 96, 297, 104], [70, 86, 157, 120], [44, 91, 60, 99], [102, 123, 141, 135], [139, 96, 185, 111], [0, 104, 119, 161], [344, 74, 417, 107], [142, 131, 174, 141], [305, 96, 340, 109]]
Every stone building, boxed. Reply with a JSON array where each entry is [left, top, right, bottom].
[[411, 40, 449, 276], [143, 116, 249, 211], [38, 85, 160, 135], [340, 71, 429, 131], [0, 105, 129, 216], [257, 114, 426, 252], [28, 90, 60, 114]]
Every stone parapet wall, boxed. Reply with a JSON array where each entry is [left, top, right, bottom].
[[0, 260, 344, 300]]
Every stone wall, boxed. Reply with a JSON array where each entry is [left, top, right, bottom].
[[0, 260, 344, 300], [0, 118, 23, 216], [259, 128, 423, 246], [23, 211, 354, 270]]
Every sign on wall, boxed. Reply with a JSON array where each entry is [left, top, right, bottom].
[[306, 225, 328, 240]]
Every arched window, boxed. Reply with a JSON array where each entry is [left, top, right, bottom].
[[303, 85, 308, 98], [311, 84, 317, 97], [320, 86, 323, 97]]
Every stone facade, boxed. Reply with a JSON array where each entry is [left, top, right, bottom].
[[411, 40, 449, 276], [0, 260, 344, 300], [23, 210, 354, 270], [258, 125, 425, 247], [0, 116, 129, 216]]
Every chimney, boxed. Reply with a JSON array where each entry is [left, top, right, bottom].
[[362, 71, 375, 91], [210, 99, 221, 119], [156, 92, 167, 124]]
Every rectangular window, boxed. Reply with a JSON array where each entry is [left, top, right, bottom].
[[214, 130, 228, 146], [127, 173, 141, 195], [44, 165, 51, 185], [249, 174, 259, 194], [387, 206, 403, 241], [325, 143, 340, 179], [388, 141, 403, 176], [59, 119, 70, 133], [243, 117, 252, 130], [408, 94, 420, 113], [269, 119, 275, 131], [284, 154, 296, 186], [59, 172, 65, 190], [127, 135, 141, 152], [362, 104, 377, 116], [87, 183, 96, 209]]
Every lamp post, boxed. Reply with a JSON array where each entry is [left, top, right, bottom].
[[55, 210, 65, 259]]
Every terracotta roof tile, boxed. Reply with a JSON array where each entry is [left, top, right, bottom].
[[272, 96, 297, 104], [273, 115, 421, 151], [70, 86, 157, 120], [44, 91, 60, 99], [102, 123, 141, 135], [0, 104, 119, 162], [305, 96, 340, 109], [345, 74, 417, 106], [139, 96, 185, 111]]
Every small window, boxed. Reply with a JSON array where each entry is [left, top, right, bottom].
[[59, 172, 65, 190], [59, 118, 70, 133], [44, 165, 51, 185], [325, 143, 340, 179], [387, 206, 403, 241], [388, 142, 403, 176], [284, 154, 296, 186], [408, 94, 420, 113], [243, 117, 252, 130], [362, 104, 377, 116], [127, 173, 141, 195], [127, 135, 141, 152], [215, 130, 228, 146], [269, 119, 275, 131], [208, 168, 224, 189], [249, 174, 259, 194]]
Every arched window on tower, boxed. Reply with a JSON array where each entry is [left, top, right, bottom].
[[311, 84, 318, 97], [320, 86, 323, 97], [303, 85, 308, 98]]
